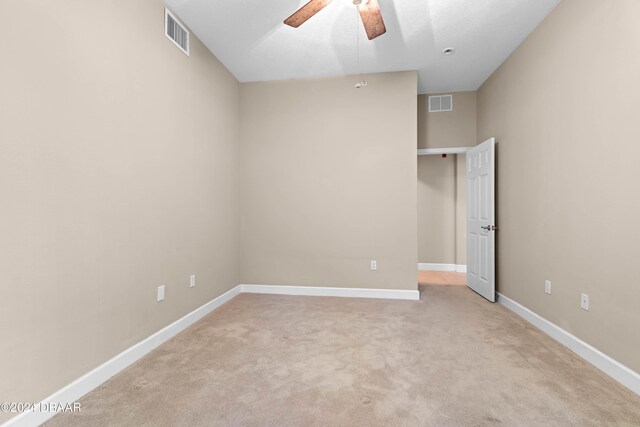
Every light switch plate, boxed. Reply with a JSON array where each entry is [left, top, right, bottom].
[[157, 285, 165, 302], [190, 274, 196, 288], [581, 293, 589, 311]]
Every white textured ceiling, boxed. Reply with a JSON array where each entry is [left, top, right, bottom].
[[165, 0, 559, 94]]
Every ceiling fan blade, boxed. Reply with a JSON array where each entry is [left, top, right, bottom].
[[358, 0, 386, 40], [284, 0, 333, 28]]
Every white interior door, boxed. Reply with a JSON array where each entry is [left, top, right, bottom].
[[466, 138, 496, 302]]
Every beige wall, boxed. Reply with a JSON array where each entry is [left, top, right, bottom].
[[455, 154, 467, 265], [240, 72, 417, 290], [417, 156, 455, 264], [418, 91, 477, 149], [478, 0, 640, 372], [417, 154, 467, 266], [0, 0, 240, 421]]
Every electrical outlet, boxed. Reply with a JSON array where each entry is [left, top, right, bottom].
[[190, 274, 196, 288], [581, 293, 589, 311], [370, 260, 377, 270], [157, 285, 165, 302], [545, 280, 551, 294]]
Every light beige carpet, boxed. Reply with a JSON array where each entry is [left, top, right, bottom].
[[47, 286, 640, 426]]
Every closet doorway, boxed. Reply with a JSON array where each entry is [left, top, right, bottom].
[[417, 147, 469, 288], [416, 139, 497, 303]]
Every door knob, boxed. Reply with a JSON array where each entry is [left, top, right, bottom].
[[481, 225, 498, 231]]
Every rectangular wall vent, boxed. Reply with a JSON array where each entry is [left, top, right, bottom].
[[165, 8, 189, 56], [428, 95, 453, 112]]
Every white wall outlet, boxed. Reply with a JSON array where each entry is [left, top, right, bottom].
[[545, 280, 551, 294], [190, 274, 196, 288], [157, 285, 165, 302], [581, 293, 589, 311], [370, 260, 377, 270]]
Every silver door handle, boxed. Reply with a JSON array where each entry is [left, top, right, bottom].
[[481, 225, 498, 231]]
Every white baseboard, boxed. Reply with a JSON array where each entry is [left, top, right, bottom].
[[240, 284, 420, 301], [498, 292, 640, 396], [418, 263, 467, 273], [3, 285, 243, 427], [2, 282, 418, 427]]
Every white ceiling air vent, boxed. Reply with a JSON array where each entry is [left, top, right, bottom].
[[428, 95, 453, 112], [165, 8, 189, 56]]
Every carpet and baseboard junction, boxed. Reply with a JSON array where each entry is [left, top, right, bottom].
[[7, 284, 637, 426]]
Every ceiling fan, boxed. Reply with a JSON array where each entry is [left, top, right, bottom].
[[284, 0, 386, 40]]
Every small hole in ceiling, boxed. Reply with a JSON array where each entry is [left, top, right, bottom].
[[442, 47, 456, 55]]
